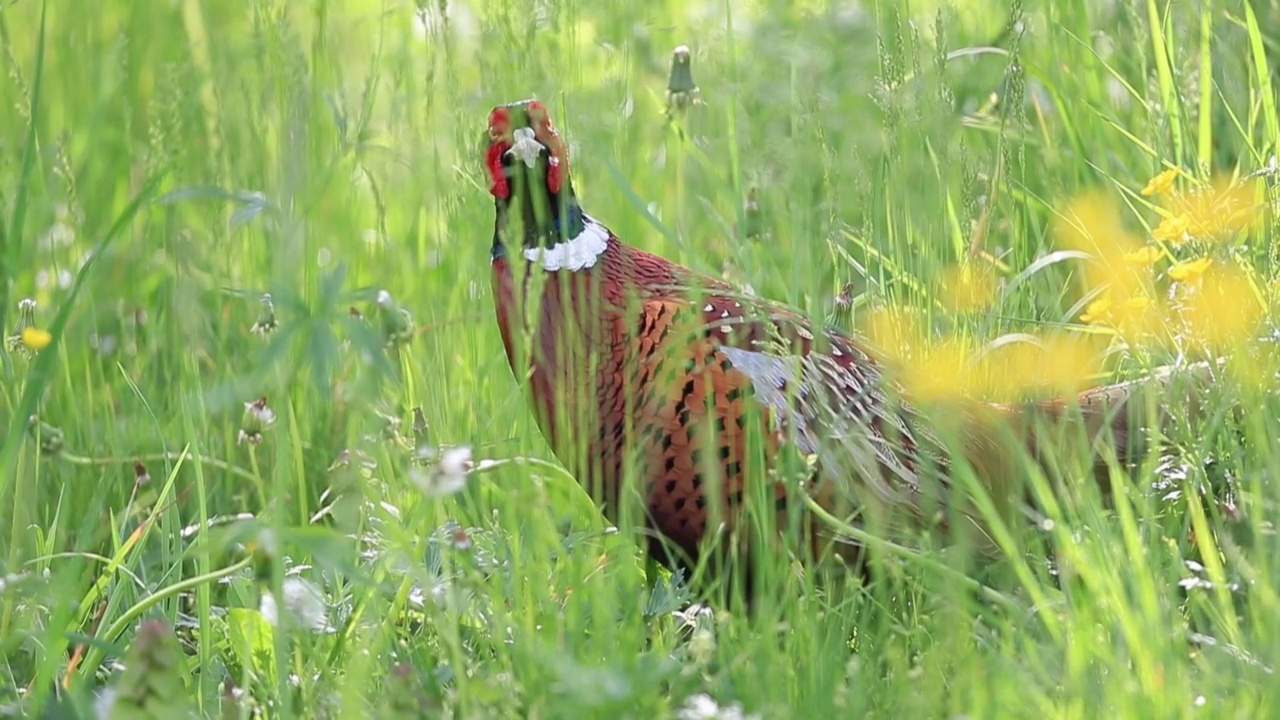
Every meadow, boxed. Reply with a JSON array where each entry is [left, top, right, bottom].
[[2, 0, 1280, 717]]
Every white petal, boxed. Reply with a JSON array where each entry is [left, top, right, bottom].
[[439, 446, 473, 477]]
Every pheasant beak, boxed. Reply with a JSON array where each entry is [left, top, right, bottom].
[[486, 100, 573, 252]]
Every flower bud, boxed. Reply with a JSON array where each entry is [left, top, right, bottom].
[[26, 415, 64, 456], [237, 396, 277, 445], [375, 290, 416, 347], [666, 45, 702, 116], [134, 461, 152, 488], [250, 293, 277, 336], [5, 298, 39, 358]]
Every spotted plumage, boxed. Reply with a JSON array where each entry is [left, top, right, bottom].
[[484, 99, 1217, 587]]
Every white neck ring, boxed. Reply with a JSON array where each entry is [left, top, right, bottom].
[[521, 214, 610, 272]]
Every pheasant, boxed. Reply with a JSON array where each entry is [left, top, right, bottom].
[[485, 99, 1216, 587]]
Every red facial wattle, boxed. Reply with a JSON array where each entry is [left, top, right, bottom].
[[485, 101, 569, 200], [487, 141, 511, 199], [486, 106, 513, 199]]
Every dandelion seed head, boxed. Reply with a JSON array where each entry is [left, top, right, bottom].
[[261, 577, 329, 632]]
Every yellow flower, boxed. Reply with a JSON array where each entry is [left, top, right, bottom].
[[1053, 192, 1155, 300], [1123, 294, 1152, 313], [1226, 345, 1280, 392], [1123, 246, 1162, 266], [858, 305, 929, 362], [899, 337, 979, 402], [1055, 193, 1144, 261], [1078, 289, 1166, 342], [1152, 214, 1190, 244], [938, 263, 997, 315], [1177, 262, 1263, 349], [1033, 333, 1104, 394], [21, 327, 52, 351], [1141, 168, 1179, 197], [983, 333, 1105, 401], [1114, 295, 1166, 341], [1079, 294, 1112, 324], [1176, 176, 1262, 243], [1168, 257, 1212, 283]]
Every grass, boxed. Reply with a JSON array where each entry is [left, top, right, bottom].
[[2, 0, 1280, 717]]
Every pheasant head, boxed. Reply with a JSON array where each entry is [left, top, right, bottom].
[[486, 99, 609, 272]]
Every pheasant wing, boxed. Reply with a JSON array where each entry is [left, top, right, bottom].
[[632, 292, 958, 558]]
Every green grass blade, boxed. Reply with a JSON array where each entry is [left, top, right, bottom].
[[1146, 0, 1185, 162], [0, 0, 47, 336], [1244, 2, 1280, 153]]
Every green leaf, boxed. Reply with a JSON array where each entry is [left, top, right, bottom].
[[226, 608, 277, 686]]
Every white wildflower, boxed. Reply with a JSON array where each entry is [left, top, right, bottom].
[[249, 401, 275, 425], [411, 446, 473, 498], [0, 572, 28, 592], [677, 693, 758, 720], [672, 603, 714, 629], [1180, 576, 1214, 590], [260, 577, 329, 632], [408, 579, 450, 609], [439, 446, 472, 477], [93, 686, 119, 720]]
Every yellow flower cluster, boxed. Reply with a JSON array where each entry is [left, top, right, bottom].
[[1145, 170, 1262, 247], [1053, 192, 1166, 343], [859, 308, 1104, 405], [853, 163, 1272, 406], [938, 263, 997, 315], [1069, 167, 1267, 352]]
